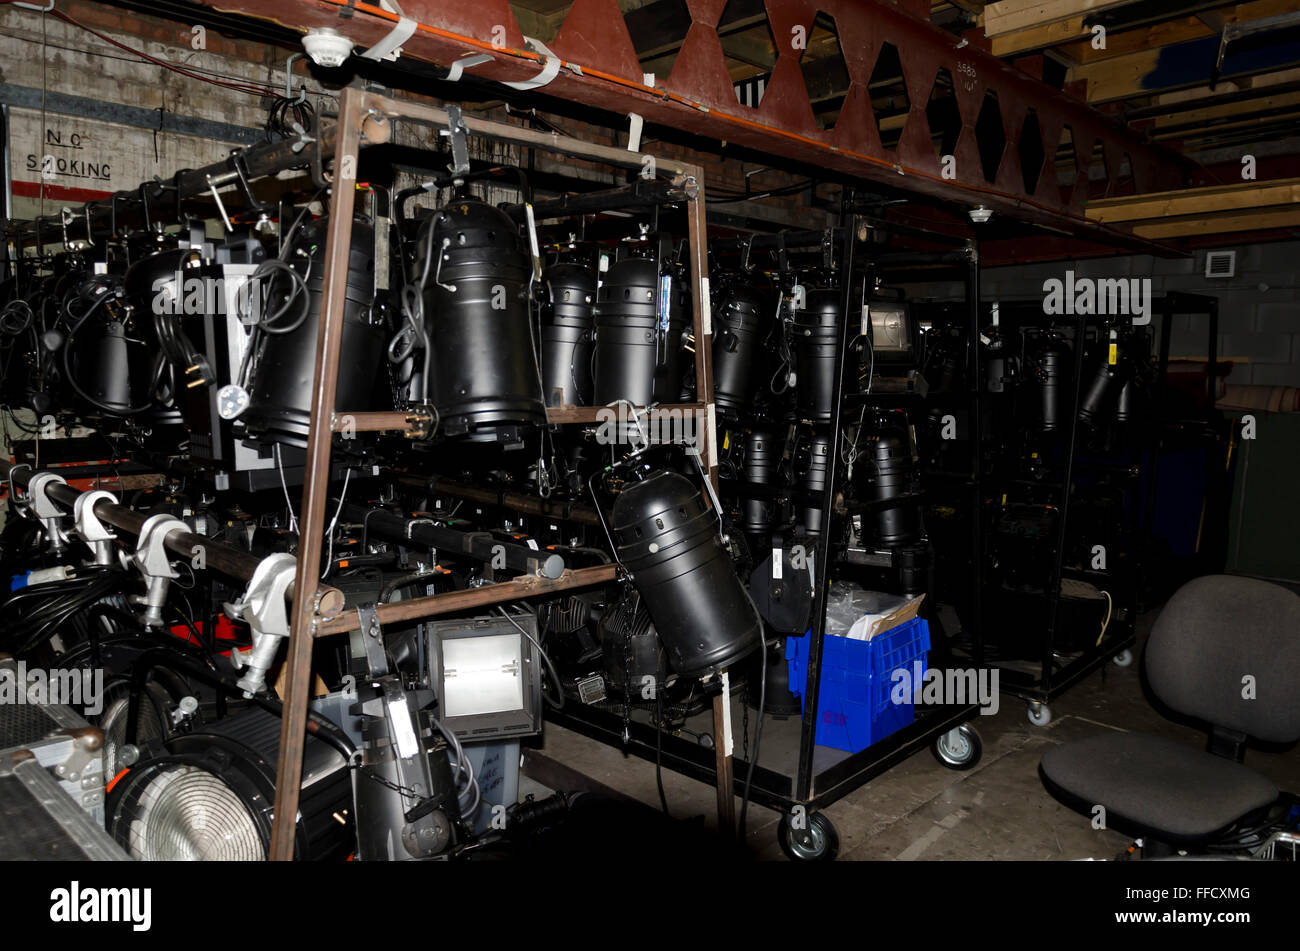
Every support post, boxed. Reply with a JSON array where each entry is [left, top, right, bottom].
[[683, 164, 735, 838], [268, 85, 365, 862], [796, 198, 858, 803]]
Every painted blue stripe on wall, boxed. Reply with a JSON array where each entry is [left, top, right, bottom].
[[0, 83, 262, 145]]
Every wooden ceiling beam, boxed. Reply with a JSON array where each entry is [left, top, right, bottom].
[[1069, 29, 1300, 102], [982, 0, 1144, 38], [1126, 206, 1300, 238], [1085, 175, 1300, 222], [990, 16, 1090, 57], [1056, 0, 1297, 64]]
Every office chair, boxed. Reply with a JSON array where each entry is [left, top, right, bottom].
[[1040, 574, 1300, 857]]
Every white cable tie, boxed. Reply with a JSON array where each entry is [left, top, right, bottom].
[[446, 53, 494, 82], [502, 36, 564, 91], [359, 0, 417, 61]]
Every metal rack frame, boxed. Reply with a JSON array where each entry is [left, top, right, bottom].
[[551, 211, 987, 829], [267, 85, 723, 860], [988, 293, 1221, 714], [2, 82, 728, 858], [988, 309, 1137, 712]]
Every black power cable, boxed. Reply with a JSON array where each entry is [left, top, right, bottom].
[[60, 292, 162, 416], [738, 634, 768, 839]]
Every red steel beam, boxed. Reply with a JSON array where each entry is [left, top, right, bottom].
[[202, 0, 1190, 242]]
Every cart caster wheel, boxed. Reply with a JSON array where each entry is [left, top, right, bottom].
[[932, 724, 982, 770], [1112, 649, 1133, 668], [778, 810, 839, 862], [1027, 703, 1052, 727], [697, 732, 715, 750]]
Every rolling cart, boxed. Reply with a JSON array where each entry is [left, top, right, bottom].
[[982, 294, 1222, 726], [551, 202, 988, 860]]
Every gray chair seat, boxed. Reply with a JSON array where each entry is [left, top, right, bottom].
[[1041, 732, 1278, 840]]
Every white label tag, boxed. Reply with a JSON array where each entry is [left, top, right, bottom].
[[706, 404, 718, 468], [700, 276, 711, 337], [524, 203, 541, 281], [386, 696, 419, 760], [627, 112, 644, 152], [772, 548, 783, 579], [720, 670, 733, 757], [525, 538, 538, 550]]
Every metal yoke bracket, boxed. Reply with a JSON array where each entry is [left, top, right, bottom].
[[28, 472, 69, 552], [127, 514, 189, 629], [444, 105, 471, 185], [73, 489, 118, 566], [226, 552, 297, 697], [6, 463, 32, 519], [351, 602, 389, 680]]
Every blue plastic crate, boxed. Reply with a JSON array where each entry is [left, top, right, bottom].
[[786, 617, 930, 754]]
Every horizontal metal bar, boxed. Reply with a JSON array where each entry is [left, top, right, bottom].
[[545, 701, 797, 809], [994, 632, 1137, 703], [514, 177, 696, 221], [544, 402, 705, 425], [0, 459, 344, 617], [337, 502, 566, 578], [330, 409, 433, 436], [809, 703, 980, 808], [400, 474, 605, 527], [314, 563, 619, 636], [359, 90, 701, 180], [6, 120, 338, 246]]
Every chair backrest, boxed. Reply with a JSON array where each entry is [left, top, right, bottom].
[[1146, 575, 1300, 743]]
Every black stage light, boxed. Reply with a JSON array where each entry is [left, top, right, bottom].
[[793, 288, 842, 423], [540, 263, 596, 407], [106, 707, 352, 861], [612, 470, 761, 677], [409, 200, 545, 442]]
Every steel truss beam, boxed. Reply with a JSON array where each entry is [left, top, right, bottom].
[[193, 0, 1191, 247]]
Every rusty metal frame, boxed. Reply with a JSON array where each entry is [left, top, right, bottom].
[[194, 0, 1192, 249], [268, 86, 726, 859]]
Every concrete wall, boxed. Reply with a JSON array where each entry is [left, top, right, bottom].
[[1, 2, 287, 221], [978, 243, 1300, 387], [2, 2, 827, 230]]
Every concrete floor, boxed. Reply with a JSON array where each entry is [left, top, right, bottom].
[[536, 610, 1300, 860]]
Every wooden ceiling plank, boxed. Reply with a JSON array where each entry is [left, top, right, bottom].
[[990, 16, 1089, 56], [983, 0, 1144, 38], [1070, 32, 1300, 103], [1058, 17, 1213, 63], [1154, 65, 1300, 107], [1129, 206, 1300, 237], [1086, 176, 1300, 221], [1154, 95, 1300, 131], [1056, 0, 1298, 64]]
